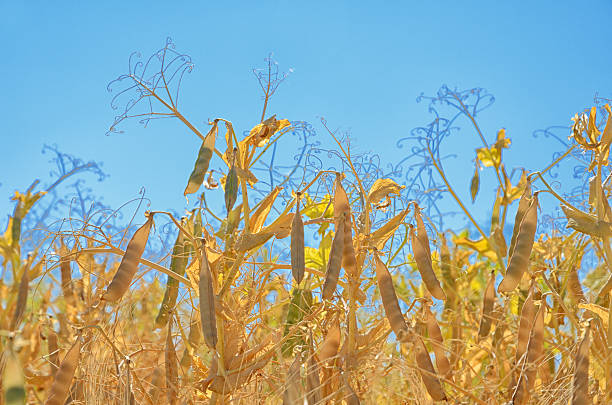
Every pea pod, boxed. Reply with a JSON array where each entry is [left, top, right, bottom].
[[199, 242, 217, 349], [45, 337, 81, 405], [477, 270, 496, 339], [498, 194, 538, 293], [184, 121, 218, 196], [322, 214, 345, 300], [155, 226, 187, 329], [410, 225, 446, 301], [508, 182, 532, 259], [373, 251, 408, 340], [225, 148, 239, 214], [103, 213, 154, 302], [571, 322, 591, 405], [290, 196, 305, 285]]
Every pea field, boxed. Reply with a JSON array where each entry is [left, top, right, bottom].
[[2, 40, 612, 405]]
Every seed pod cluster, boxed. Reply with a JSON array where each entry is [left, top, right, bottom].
[[104, 213, 154, 303]]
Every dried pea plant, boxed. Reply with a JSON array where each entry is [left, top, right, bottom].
[[2, 40, 612, 405]]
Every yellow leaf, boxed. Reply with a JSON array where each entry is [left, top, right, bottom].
[[369, 207, 410, 250], [249, 186, 283, 233], [578, 303, 608, 329], [245, 115, 291, 147], [366, 178, 404, 205], [454, 236, 497, 261]]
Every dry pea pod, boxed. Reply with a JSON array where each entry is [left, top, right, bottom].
[[477, 270, 496, 339], [155, 227, 188, 329], [373, 251, 408, 340], [568, 265, 586, 303], [283, 356, 302, 404], [224, 148, 239, 214], [508, 181, 532, 259], [236, 231, 274, 252], [571, 321, 591, 405], [424, 305, 451, 377], [103, 213, 154, 302], [291, 196, 305, 285], [45, 337, 81, 405], [306, 348, 322, 404], [410, 333, 447, 401], [342, 373, 361, 405], [516, 282, 536, 363], [165, 322, 178, 405], [59, 241, 75, 307], [410, 225, 446, 301], [414, 207, 431, 257], [319, 317, 341, 365], [10, 257, 30, 331], [498, 194, 538, 293], [47, 332, 60, 376], [333, 174, 358, 278], [184, 120, 218, 196], [198, 241, 217, 349], [322, 214, 345, 300], [512, 303, 545, 405]]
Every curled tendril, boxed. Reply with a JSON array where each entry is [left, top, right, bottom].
[[106, 37, 194, 135], [252, 53, 293, 100]]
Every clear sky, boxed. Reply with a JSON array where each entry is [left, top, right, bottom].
[[2, 1, 611, 227]]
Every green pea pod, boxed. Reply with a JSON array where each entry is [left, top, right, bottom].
[[282, 288, 312, 356], [184, 122, 218, 196], [155, 228, 187, 329], [225, 149, 239, 214]]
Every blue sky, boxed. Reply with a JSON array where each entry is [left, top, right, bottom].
[[2, 1, 611, 228]]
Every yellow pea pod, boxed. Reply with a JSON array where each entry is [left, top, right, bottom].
[[198, 242, 217, 349], [498, 194, 538, 293], [373, 251, 408, 340], [322, 214, 345, 300], [45, 337, 81, 405], [104, 213, 154, 302], [410, 225, 446, 301]]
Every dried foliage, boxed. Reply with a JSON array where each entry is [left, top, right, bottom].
[[2, 39, 612, 405]]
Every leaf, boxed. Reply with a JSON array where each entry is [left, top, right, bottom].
[[249, 187, 282, 233], [245, 115, 291, 147], [369, 207, 410, 250], [578, 303, 608, 329], [561, 205, 612, 238], [235, 166, 258, 187], [453, 236, 497, 261], [366, 178, 404, 205]]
